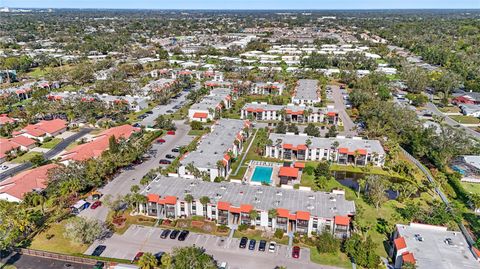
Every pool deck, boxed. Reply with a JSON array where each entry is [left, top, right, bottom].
[[244, 161, 281, 186]]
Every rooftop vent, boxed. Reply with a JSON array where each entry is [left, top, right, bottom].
[[257, 189, 263, 194], [220, 185, 227, 190], [307, 204, 314, 210], [329, 196, 336, 202], [308, 195, 315, 200], [276, 191, 283, 196]]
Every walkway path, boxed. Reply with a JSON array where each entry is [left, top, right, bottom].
[[230, 129, 257, 178]]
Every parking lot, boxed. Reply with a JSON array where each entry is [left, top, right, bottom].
[[86, 225, 339, 269]]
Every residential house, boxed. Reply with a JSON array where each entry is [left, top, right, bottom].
[[16, 119, 67, 142], [460, 104, 480, 117]]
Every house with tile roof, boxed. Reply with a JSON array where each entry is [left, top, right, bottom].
[[17, 119, 67, 142], [0, 164, 58, 202], [0, 136, 37, 163]]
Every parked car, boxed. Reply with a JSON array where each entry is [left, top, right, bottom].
[[145, 111, 153, 114], [268, 241, 276, 253], [157, 138, 166, 144], [159, 159, 171, 165], [171, 147, 180, 153], [154, 252, 165, 263], [93, 261, 105, 269], [1, 165, 8, 170], [133, 123, 141, 128], [259, 240, 266, 251], [165, 154, 176, 159], [160, 229, 171, 239], [239, 237, 248, 248], [248, 239, 256, 250], [218, 262, 228, 269], [90, 201, 102, 209], [167, 130, 175, 135], [170, 229, 180, 239], [166, 110, 174, 114], [292, 246, 300, 259], [178, 230, 190, 241], [91, 245, 106, 256], [132, 252, 144, 263]]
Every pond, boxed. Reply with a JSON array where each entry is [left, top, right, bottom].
[[332, 171, 400, 200]]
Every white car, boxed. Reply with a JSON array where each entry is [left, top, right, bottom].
[[268, 241, 277, 253], [1, 165, 8, 170], [219, 261, 228, 269]]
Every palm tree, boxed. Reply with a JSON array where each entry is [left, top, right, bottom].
[[249, 210, 259, 225], [161, 253, 173, 269], [268, 208, 278, 219], [130, 184, 140, 194], [137, 252, 158, 269], [184, 194, 194, 216], [199, 196, 210, 218], [357, 178, 366, 197], [305, 138, 312, 148], [216, 160, 225, 177], [23, 192, 46, 214]]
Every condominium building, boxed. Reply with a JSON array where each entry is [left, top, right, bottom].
[[390, 223, 479, 269], [48, 92, 149, 112], [141, 176, 355, 238], [250, 82, 285, 95], [292, 79, 321, 105], [178, 119, 250, 181], [241, 102, 339, 124], [188, 88, 232, 122], [265, 133, 385, 167]]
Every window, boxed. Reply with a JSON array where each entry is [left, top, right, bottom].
[[312, 218, 318, 229]]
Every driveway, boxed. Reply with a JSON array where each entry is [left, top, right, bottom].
[[0, 128, 93, 181], [329, 85, 356, 136], [80, 121, 194, 222], [86, 225, 340, 269], [426, 102, 480, 139]]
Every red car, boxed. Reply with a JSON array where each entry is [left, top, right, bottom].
[[292, 246, 300, 259], [132, 252, 144, 263], [166, 130, 175, 135], [157, 138, 166, 144], [91, 201, 102, 209]]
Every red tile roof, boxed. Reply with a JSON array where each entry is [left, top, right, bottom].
[[334, 215, 350, 226], [278, 167, 299, 178], [24, 119, 67, 135], [217, 201, 230, 211], [193, 112, 208, 119], [240, 204, 253, 213], [0, 138, 20, 158], [163, 196, 177, 205], [288, 214, 297, 220], [356, 149, 367, 155], [296, 211, 310, 221], [338, 147, 349, 154], [277, 208, 290, 218], [229, 206, 241, 214], [327, 111, 337, 117], [283, 143, 293, 150], [147, 193, 160, 203], [0, 115, 15, 125], [0, 164, 58, 200], [296, 144, 307, 150], [394, 237, 407, 250], [402, 252, 416, 264], [294, 162, 305, 168], [10, 136, 36, 147]]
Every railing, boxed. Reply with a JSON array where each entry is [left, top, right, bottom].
[[18, 248, 98, 265], [400, 147, 478, 259]]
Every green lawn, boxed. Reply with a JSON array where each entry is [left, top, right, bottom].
[[450, 115, 480, 124], [310, 248, 351, 269], [439, 106, 460, 113], [462, 182, 480, 195], [40, 138, 63, 149], [30, 220, 89, 255], [188, 129, 208, 136], [26, 68, 49, 79], [0, 263, 17, 269], [11, 151, 43, 164]]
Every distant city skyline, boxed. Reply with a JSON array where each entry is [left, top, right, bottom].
[[4, 0, 480, 10]]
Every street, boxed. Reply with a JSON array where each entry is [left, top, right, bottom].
[[426, 102, 480, 139], [86, 225, 340, 269], [80, 121, 194, 222], [329, 85, 356, 136]]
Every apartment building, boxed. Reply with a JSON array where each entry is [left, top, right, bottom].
[[178, 119, 250, 181], [188, 88, 232, 122], [292, 79, 321, 105], [390, 223, 479, 269], [141, 176, 355, 238], [241, 102, 339, 124], [250, 82, 285, 95], [266, 133, 385, 167], [48, 92, 149, 112]]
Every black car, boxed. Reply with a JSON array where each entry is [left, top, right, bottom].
[[159, 159, 171, 165], [166, 110, 174, 114], [248, 239, 256, 250], [171, 147, 180, 153], [239, 237, 248, 248], [160, 229, 171, 239], [258, 240, 267, 251], [145, 111, 153, 114], [170, 229, 180, 239], [92, 245, 106, 256], [178, 230, 189, 241], [165, 154, 176, 159], [154, 252, 165, 263]]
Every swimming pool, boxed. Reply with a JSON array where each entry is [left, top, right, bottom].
[[251, 166, 273, 184]]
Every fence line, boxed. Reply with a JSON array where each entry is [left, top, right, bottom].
[[18, 248, 98, 265]]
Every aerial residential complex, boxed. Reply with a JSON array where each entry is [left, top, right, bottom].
[[188, 88, 233, 122], [250, 82, 286, 95], [178, 119, 250, 181], [141, 176, 355, 237], [292, 79, 321, 105], [266, 133, 386, 166]]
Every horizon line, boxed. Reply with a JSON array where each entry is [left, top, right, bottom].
[[5, 7, 480, 11]]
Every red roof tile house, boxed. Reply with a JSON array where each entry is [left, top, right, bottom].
[[0, 114, 16, 126], [17, 119, 67, 142], [0, 136, 37, 163], [60, 124, 140, 165], [0, 164, 58, 202]]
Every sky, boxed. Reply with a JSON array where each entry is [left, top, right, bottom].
[[5, 0, 480, 10]]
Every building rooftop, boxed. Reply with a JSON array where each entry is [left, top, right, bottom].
[[0, 164, 58, 200], [293, 79, 320, 101], [242, 102, 324, 114], [269, 133, 385, 155], [396, 223, 479, 269], [145, 176, 355, 219], [190, 88, 231, 111], [180, 119, 246, 169]]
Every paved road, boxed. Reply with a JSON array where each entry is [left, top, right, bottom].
[[141, 83, 199, 127], [86, 225, 340, 269], [1, 252, 91, 269], [0, 128, 93, 181], [329, 85, 356, 136], [426, 102, 480, 139], [80, 122, 194, 222]]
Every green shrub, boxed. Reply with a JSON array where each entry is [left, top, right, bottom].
[[238, 224, 248, 231], [316, 231, 340, 253], [274, 228, 284, 239]]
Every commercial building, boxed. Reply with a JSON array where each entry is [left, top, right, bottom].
[[188, 88, 232, 122], [178, 119, 250, 181], [141, 176, 355, 237], [265, 133, 385, 167], [390, 223, 479, 269], [240, 102, 338, 124], [292, 79, 321, 105]]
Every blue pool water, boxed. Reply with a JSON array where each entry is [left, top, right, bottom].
[[251, 166, 273, 184]]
